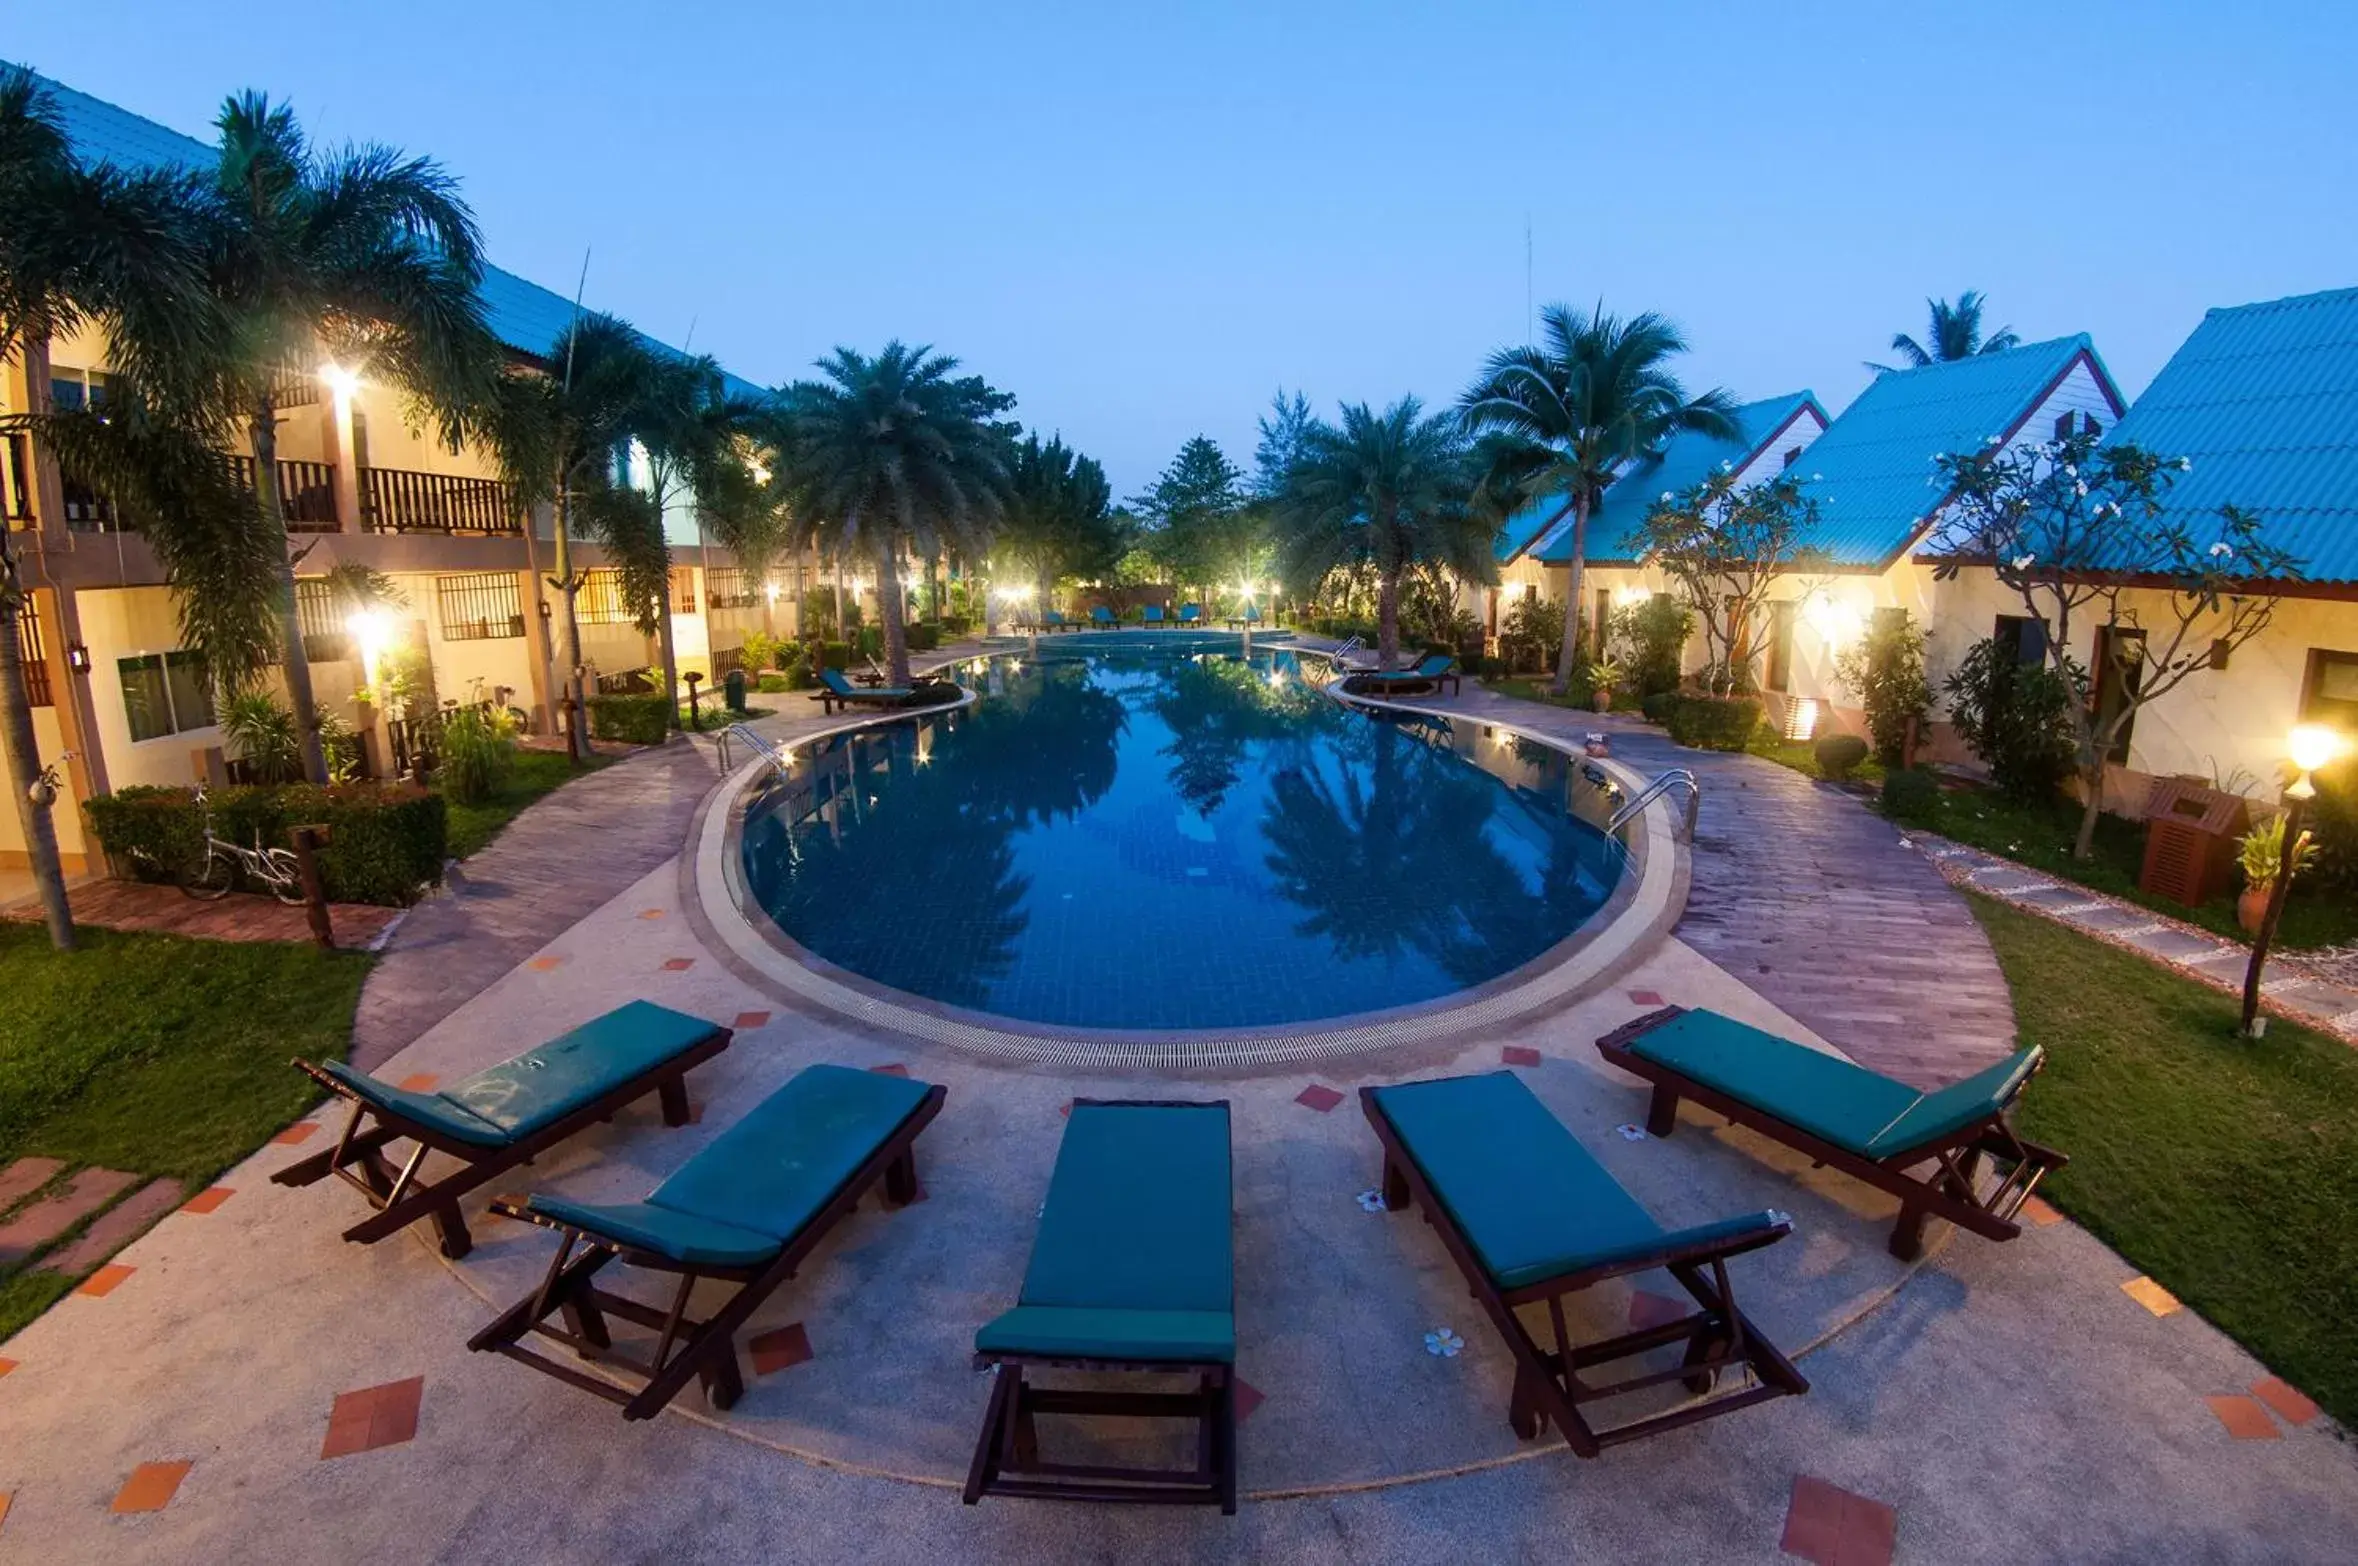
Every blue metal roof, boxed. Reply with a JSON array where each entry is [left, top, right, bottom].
[[21, 67, 769, 404], [2090, 287, 2358, 585], [1511, 392, 1827, 565], [1800, 335, 2110, 568]]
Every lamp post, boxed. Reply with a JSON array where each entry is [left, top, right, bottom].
[[2240, 723, 2344, 1038]]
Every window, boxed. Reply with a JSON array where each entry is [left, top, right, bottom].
[[4, 432, 31, 521], [1766, 601, 1797, 692], [1782, 446, 1803, 469], [1993, 614, 2048, 666], [576, 567, 638, 625], [669, 566, 697, 616], [294, 578, 353, 662], [119, 650, 213, 742], [16, 600, 51, 707], [704, 566, 763, 610], [1592, 588, 1610, 660], [47, 366, 108, 412], [2053, 411, 2074, 442], [2081, 413, 2103, 439], [436, 572, 524, 640], [2302, 649, 2358, 728]]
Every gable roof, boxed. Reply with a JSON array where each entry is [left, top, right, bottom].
[[1513, 392, 1828, 565], [21, 67, 769, 404], [2091, 286, 2358, 585], [1802, 334, 2116, 568]]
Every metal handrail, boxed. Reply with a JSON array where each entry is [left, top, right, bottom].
[[722, 722, 791, 777], [1609, 767, 1701, 842]]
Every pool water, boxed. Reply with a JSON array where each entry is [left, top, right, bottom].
[[738, 641, 1626, 1030]]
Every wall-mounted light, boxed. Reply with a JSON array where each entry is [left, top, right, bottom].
[[347, 607, 392, 687], [318, 362, 360, 399], [65, 641, 90, 674]]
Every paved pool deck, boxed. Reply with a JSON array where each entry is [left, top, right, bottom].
[[0, 644, 2352, 1563]]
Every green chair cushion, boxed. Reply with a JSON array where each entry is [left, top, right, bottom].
[[1013, 1102, 1233, 1319], [525, 1196, 785, 1267], [1864, 1046, 2043, 1158], [1619, 1010, 1921, 1158], [975, 1305, 1235, 1364], [650, 1063, 931, 1242], [1372, 1072, 1744, 1289], [437, 1001, 722, 1141], [320, 1061, 509, 1148]]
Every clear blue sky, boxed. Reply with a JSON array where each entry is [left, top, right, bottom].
[[15, 3, 2356, 496]]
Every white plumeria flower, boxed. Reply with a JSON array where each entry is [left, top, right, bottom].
[[2074, 482, 2088, 497], [1720, 460, 1734, 472], [1811, 473, 1823, 482], [1660, 491, 1674, 503], [1424, 1327, 1467, 1358], [1356, 1188, 1389, 1213], [2064, 465, 2078, 478], [2012, 553, 2037, 570], [2179, 457, 2194, 471], [2209, 541, 2234, 558], [1986, 434, 2003, 446]]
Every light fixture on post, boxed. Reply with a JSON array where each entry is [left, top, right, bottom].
[[346, 606, 392, 690], [318, 361, 359, 400], [2240, 722, 2344, 1038]]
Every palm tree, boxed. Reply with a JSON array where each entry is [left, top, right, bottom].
[[1876, 290, 2020, 372], [999, 433, 1119, 613], [181, 92, 498, 781], [1272, 396, 1492, 668], [1460, 303, 1739, 695], [771, 344, 1013, 685], [0, 66, 214, 948]]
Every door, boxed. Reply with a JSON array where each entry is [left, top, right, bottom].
[[1766, 601, 1797, 693]]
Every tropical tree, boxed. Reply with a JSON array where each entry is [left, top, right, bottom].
[[0, 65, 214, 947], [1461, 302, 1739, 695], [770, 343, 1014, 685], [1875, 290, 2020, 373], [1633, 468, 1829, 695], [1132, 435, 1253, 608], [998, 432, 1121, 613], [1271, 396, 1493, 667], [175, 91, 499, 782], [634, 352, 764, 714]]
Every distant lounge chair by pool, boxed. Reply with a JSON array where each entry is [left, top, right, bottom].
[[1596, 1006, 2065, 1260], [1142, 604, 1166, 627], [1178, 603, 1203, 627], [813, 665, 939, 714], [1224, 604, 1263, 629], [1361, 1072, 1805, 1458], [1089, 605, 1116, 629], [965, 1099, 1237, 1513], [1347, 653, 1460, 695], [275, 1001, 730, 1259], [1043, 610, 1070, 632], [470, 1063, 944, 1419]]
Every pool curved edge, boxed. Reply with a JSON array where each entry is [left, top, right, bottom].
[[682, 684, 1690, 1073]]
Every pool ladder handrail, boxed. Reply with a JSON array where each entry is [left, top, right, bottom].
[[720, 722, 791, 777], [1608, 767, 1701, 842]]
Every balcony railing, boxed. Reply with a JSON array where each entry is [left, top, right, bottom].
[[225, 456, 340, 532], [360, 466, 517, 536]]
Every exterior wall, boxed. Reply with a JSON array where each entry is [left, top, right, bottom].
[[1728, 406, 1830, 491], [2004, 357, 2121, 459], [71, 585, 224, 792], [0, 706, 86, 863]]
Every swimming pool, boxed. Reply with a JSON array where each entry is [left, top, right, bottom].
[[735, 639, 1627, 1031]]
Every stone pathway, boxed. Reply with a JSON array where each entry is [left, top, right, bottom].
[[1, 879, 400, 948], [1910, 832, 2358, 1043]]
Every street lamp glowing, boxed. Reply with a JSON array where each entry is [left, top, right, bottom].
[[2288, 723, 2342, 779], [319, 362, 359, 399], [347, 606, 392, 687]]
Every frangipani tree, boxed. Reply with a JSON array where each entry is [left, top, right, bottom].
[[1929, 427, 2303, 858], [1633, 468, 1830, 696]]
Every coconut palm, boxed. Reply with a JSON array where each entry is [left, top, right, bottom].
[[770, 343, 1014, 685], [0, 66, 215, 947], [1460, 303, 1739, 694], [1272, 396, 1492, 668], [175, 91, 498, 781], [1876, 290, 2020, 372]]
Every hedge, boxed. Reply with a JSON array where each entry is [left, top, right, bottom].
[[1881, 767, 1944, 824], [84, 783, 448, 906], [907, 622, 939, 652], [1814, 732, 1871, 781], [1661, 695, 1761, 751], [818, 641, 852, 671], [587, 692, 672, 744]]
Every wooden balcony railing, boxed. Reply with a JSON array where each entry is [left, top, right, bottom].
[[225, 456, 340, 532], [360, 466, 517, 536]]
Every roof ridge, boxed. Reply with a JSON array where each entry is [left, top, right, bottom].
[[2202, 284, 2358, 320]]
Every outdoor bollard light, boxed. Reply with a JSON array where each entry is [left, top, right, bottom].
[[685, 670, 704, 731], [2239, 722, 2344, 1038]]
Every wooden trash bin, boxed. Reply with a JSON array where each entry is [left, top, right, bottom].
[[2138, 777, 2253, 908]]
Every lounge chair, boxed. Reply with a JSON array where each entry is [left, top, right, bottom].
[[470, 1063, 945, 1419], [1178, 603, 1203, 627], [1225, 604, 1263, 630], [1143, 605, 1167, 628], [965, 1100, 1237, 1512], [1089, 605, 1117, 629], [275, 1001, 730, 1259], [1362, 1072, 1805, 1458], [1594, 1006, 2066, 1260], [1043, 610, 1069, 633], [1348, 653, 1460, 695], [813, 665, 923, 714]]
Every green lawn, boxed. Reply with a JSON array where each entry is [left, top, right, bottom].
[[1934, 787, 2358, 952], [1973, 893, 2358, 1426], [0, 922, 371, 1342], [441, 747, 610, 860], [1487, 674, 1608, 711]]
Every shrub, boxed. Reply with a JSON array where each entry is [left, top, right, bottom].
[[1834, 610, 1934, 766], [586, 692, 672, 744], [1640, 690, 1677, 726], [1616, 596, 1693, 699], [818, 641, 851, 671], [857, 626, 882, 660], [1661, 694, 1760, 751], [1814, 732, 1872, 782], [756, 672, 789, 694], [220, 691, 303, 783], [1944, 637, 2079, 802], [84, 783, 447, 905], [740, 630, 787, 672], [437, 707, 517, 804], [907, 622, 939, 653], [942, 613, 970, 636], [1499, 594, 1566, 674], [2308, 758, 2358, 892], [1880, 767, 1944, 825]]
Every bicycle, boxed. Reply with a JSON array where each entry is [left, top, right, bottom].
[[177, 782, 306, 904]]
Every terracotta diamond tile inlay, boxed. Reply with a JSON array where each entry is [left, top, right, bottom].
[[0, 1356, 16, 1379], [77, 1264, 135, 1298], [396, 1074, 439, 1093], [270, 1121, 319, 1147], [661, 957, 696, 972], [868, 1063, 910, 1078], [732, 1011, 771, 1031], [1626, 989, 1666, 1007], [1295, 1084, 1345, 1113], [637, 908, 666, 920], [1234, 1377, 1265, 1423], [749, 1323, 812, 1376], [527, 955, 567, 972], [322, 1376, 424, 1459], [110, 1460, 192, 1514], [2020, 1194, 2065, 1227], [0, 1490, 10, 1533], [1501, 1045, 1542, 1068], [2121, 1276, 2182, 1317], [2206, 1394, 2282, 1441], [2251, 1376, 2320, 1427], [1780, 1474, 1896, 1566], [181, 1187, 235, 1216]]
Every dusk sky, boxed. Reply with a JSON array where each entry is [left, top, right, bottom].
[[15, 3, 2355, 494]]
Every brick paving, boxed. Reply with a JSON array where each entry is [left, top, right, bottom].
[[37, 1179, 185, 1279], [1, 878, 401, 947], [0, 1168, 139, 1266]]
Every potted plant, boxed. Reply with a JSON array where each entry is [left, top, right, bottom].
[[2236, 811, 2318, 934], [1586, 657, 1624, 713]]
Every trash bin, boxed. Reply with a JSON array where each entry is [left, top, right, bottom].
[[2139, 777, 2252, 907], [723, 667, 748, 714]]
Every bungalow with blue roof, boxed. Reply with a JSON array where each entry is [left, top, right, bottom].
[[0, 68, 800, 875]]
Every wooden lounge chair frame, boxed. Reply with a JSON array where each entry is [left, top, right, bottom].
[[273, 1025, 730, 1260], [1361, 1084, 1806, 1458], [468, 1081, 945, 1420], [1348, 655, 1460, 695], [964, 1098, 1237, 1514], [1595, 1005, 2067, 1260]]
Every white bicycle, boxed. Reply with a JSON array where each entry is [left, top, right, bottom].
[[176, 782, 305, 904]]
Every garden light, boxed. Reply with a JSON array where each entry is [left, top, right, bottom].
[[2242, 721, 2346, 1037], [348, 606, 392, 687], [2287, 723, 2342, 782], [318, 361, 359, 399]]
